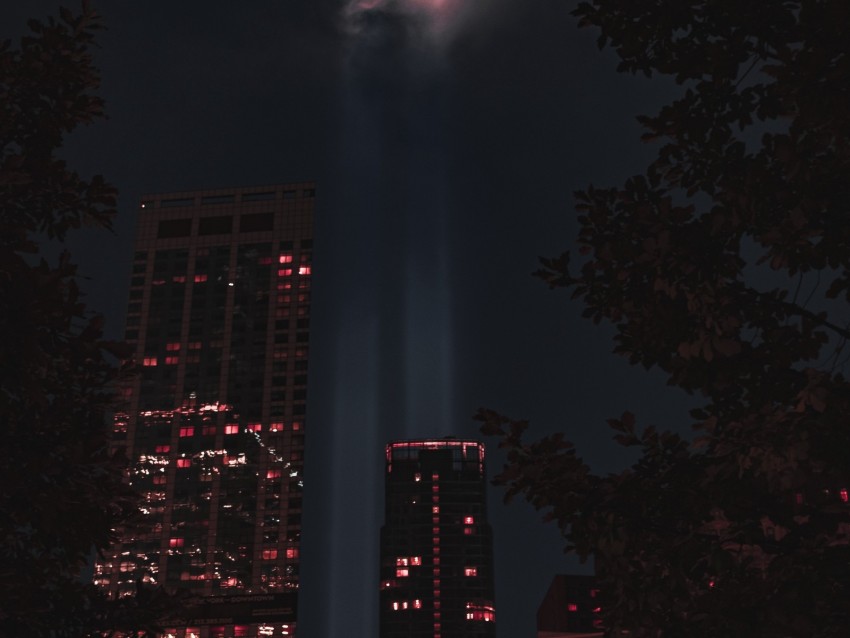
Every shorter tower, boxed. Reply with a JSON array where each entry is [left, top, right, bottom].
[[380, 439, 496, 638]]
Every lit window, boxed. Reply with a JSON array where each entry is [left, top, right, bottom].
[[176, 458, 191, 468], [172, 275, 186, 283], [262, 550, 278, 560], [278, 268, 292, 277], [567, 603, 578, 612], [166, 342, 181, 351], [169, 537, 185, 548], [165, 356, 179, 365], [432, 506, 440, 514], [396, 557, 409, 566], [841, 488, 849, 503], [464, 527, 474, 536], [194, 274, 208, 283], [279, 254, 293, 264], [143, 357, 158, 367], [267, 469, 282, 479], [392, 602, 400, 611], [153, 475, 166, 485], [292, 421, 303, 431], [411, 556, 421, 566], [286, 548, 299, 559], [270, 422, 284, 432], [396, 568, 409, 577], [246, 422, 262, 432], [414, 599, 422, 609], [464, 516, 474, 525], [179, 427, 194, 437], [414, 472, 421, 482], [299, 266, 311, 275], [225, 424, 240, 435], [155, 445, 170, 453]]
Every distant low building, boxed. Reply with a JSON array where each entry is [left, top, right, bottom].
[[537, 574, 603, 638]]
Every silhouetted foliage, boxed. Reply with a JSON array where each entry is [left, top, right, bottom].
[[479, 1, 850, 636], [0, 4, 177, 636]]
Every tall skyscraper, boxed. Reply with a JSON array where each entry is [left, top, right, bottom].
[[380, 439, 496, 638], [94, 184, 315, 638]]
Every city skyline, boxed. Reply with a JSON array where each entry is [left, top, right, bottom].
[[0, 2, 693, 636]]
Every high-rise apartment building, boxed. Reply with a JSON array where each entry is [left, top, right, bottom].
[[94, 184, 315, 638], [380, 439, 496, 638]]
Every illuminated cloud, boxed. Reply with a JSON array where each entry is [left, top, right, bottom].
[[342, 0, 474, 50]]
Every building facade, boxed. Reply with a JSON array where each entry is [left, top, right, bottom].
[[380, 439, 496, 638], [537, 574, 603, 637], [94, 184, 315, 638]]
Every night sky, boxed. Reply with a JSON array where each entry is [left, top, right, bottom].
[[4, 2, 695, 636]]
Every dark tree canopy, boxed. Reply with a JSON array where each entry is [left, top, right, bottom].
[[480, 1, 850, 636], [0, 5, 172, 636]]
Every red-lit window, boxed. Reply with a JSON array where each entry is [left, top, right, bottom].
[[286, 548, 298, 559], [267, 469, 282, 479], [169, 537, 184, 548], [143, 357, 158, 367], [246, 422, 262, 432], [795, 492, 804, 505], [413, 599, 422, 609], [396, 557, 409, 566], [299, 266, 311, 275], [432, 506, 440, 514], [165, 356, 179, 365], [392, 602, 400, 611], [262, 549, 278, 560], [179, 427, 194, 437], [172, 275, 186, 283], [465, 602, 496, 622], [396, 568, 409, 577], [464, 567, 477, 577], [411, 556, 421, 566], [279, 254, 293, 264], [464, 527, 474, 536], [224, 424, 240, 435], [292, 421, 303, 431], [166, 342, 181, 351], [464, 516, 474, 525], [841, 488, 849, 503], [176, 458, 191, 468], [155, 444, 170, 453], [153, 475, 166, 485], [270, 422, 284, 432], [278, 268, 293, 277], [194, 274, 208, 283], [567, 603, 578, 612]]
